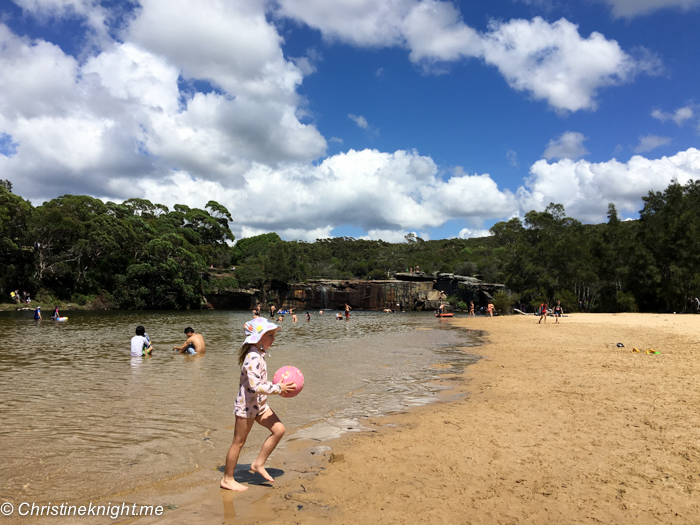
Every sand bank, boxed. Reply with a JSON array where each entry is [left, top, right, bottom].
[[252, 313, 700, 524]]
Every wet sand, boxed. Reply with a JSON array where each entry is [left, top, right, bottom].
[[219, 312, 700, 524]]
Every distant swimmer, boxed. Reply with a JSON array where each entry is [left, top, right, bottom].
[[33, 306, 42, 320], [173, 327, 206, 355], [306, 312, 311, 322], [131, 325, 153, 357], [336, 312, 343, 320]]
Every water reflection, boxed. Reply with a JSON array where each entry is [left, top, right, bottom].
[[0, 310, 478, 504]]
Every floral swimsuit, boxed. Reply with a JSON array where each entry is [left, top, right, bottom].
[[234, 348, 281, 418]]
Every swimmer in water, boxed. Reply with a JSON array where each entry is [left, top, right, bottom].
[[131, 325, 153, 356], [173, 327, 206, 355]]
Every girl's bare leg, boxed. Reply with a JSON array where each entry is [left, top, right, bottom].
[[221, 416, 256, 491], [250, 409, 285, 482]]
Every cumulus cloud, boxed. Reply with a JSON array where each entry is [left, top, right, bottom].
[[361, 230, 430, 242], [634, 134, 672, 153], [599, 0, 700, 18], [457, 227, 492, 239], [652, 106, 694, 126], [0, 1, 327, 201], [130, 148, 517, 240], [517, 147, 700, 222], [275, 1, 656, 112], [12, 0, 113, 46], [543, 131, 589, 160]]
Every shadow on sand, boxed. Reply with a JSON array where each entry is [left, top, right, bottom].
[[216, 463, 285, 486]]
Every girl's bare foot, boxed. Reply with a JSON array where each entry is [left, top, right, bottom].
[[220, 477, 249, 491], [250, 462, 275, 482]]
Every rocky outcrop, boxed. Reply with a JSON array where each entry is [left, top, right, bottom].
[[207, 273, 506, 311]]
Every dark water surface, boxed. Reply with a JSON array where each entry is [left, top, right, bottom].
[[0, 310, 479, 504]]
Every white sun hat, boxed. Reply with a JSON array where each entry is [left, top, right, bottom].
[[243, 317, 280, 345]]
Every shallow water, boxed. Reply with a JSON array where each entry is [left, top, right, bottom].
[[0, 310, 479, 504]]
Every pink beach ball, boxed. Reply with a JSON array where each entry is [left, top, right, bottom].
[[273, 366, 305, 398]]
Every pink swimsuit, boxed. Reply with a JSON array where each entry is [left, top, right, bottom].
[[234, 348, 281, 418]]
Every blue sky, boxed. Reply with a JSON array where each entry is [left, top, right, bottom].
[[1, 0, 699, 241]]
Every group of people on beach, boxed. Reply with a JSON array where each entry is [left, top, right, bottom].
[[538, 301, 564, 324], [10, 290, 30, 304]]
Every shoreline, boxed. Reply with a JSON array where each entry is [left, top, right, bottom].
[[249, 313, 700, 523]]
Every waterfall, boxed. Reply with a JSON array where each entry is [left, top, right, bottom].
[[319, 284, 328, 309]]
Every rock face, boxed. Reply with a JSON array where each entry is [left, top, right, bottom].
[[207, 273, 505, 311]]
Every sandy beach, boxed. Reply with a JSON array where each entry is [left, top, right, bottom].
[[238, 313, 700, 524]]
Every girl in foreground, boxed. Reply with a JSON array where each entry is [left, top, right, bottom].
[[221, 318, 296, 491]]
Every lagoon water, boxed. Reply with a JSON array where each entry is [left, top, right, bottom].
[[0, 310, 479, 505]]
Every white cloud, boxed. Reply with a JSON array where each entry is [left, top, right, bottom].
[[600, 0, 700, 18], [274, 0, 414, 48], [12, 0, 111, 46], [458, 227, 492, 239], [0, 2, 327, 200], [361, 230, 428, 242], [507, 150, 518, 167], [518, 147, 700, 222], [348, 114, 369, 129], [275, 1, 654, 112], [479, 18, 646, 112], [131, 148, 517, 239], [634, 134, 672, 153], [651, 106, 694, 126], [125, 0, 301, 100], [543, 131, 589, 160]]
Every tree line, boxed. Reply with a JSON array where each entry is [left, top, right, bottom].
[[2, 179, 699, 312]]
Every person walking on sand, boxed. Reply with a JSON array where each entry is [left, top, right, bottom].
[[469, 301, 475, 317], [220, 318, 296, 491], [487, 302, 495, 317], [538, 302, 548, 324], [173, 327, 206, 355], [553, 300, 563, 324]]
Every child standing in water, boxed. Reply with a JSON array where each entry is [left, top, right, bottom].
[[220, 318, 296, 491]]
